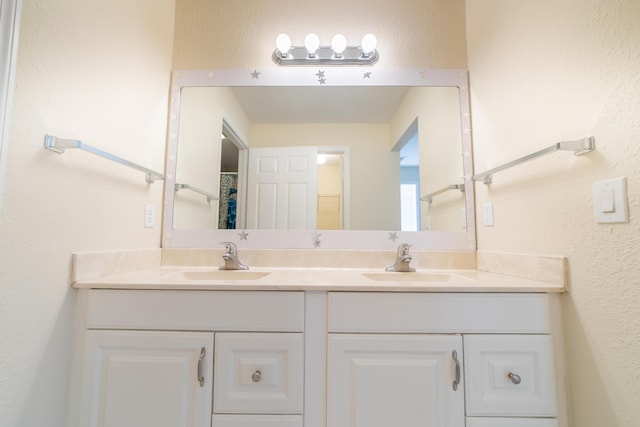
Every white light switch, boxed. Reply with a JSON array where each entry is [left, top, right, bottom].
[[593, 177, 629, 223], [600, 188, 615, 213]]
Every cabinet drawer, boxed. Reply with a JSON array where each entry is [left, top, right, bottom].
[[86, 290, 304, 331], [464, 335, 557, 417], [467, 417, 558, 427], [329, 293, 551, 333], [214, 333, 304, 414], [212, 414, 303, 427]]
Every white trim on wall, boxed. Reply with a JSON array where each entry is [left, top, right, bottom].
[[0, 0, 22, 217]]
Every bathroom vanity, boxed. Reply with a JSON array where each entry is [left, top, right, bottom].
[[67, 249, 568, 427]]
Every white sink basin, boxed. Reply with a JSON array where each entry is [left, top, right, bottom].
[[362, 272, 470, 283], [167, 270, 271, 281]]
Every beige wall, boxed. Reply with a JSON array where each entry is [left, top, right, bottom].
[[6, 1, 636, 426], [0, 1, 175, 425], [467, 1, 640, 425], [317, 161, 342, 230], [173, 0, 467, 69]]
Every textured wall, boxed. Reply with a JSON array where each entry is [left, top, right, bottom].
[[173, 0, 468, 69], [0, 1, 175, 426], [466, 1, 640, 425]]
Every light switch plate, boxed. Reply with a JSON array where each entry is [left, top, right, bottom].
[[593, 177, 629, 223], [144, 203, 156, 228], [483, 202, 494, 226]]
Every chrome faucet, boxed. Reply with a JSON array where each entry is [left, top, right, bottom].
[[219, 242, 249, 270], [385, 243, 416, 272]]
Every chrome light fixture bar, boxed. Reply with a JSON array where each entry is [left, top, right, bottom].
[[272, 33, 379, 66]]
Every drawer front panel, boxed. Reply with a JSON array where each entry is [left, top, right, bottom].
[[86, 290, 304, 331], [467, 417, 558, 427], [212, 414, 303, 427], [464, 335, 557, 416], [329, 293, 551, 333], [214, 333, 304, 414]]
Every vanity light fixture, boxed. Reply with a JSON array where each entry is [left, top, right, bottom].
[[273, 33, 379, 66]]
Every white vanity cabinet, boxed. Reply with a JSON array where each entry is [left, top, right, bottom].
[[69, 290, 305, 427], [327, 292, 566, 427], [69, 287, 566, 427]]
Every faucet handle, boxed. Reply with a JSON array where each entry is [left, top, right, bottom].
[[398, 243, 412, 255], [221, 241, 237, 253]]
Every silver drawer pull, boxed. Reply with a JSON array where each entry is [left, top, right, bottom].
[[197, 347, 206, 387], [508, 372, 522, 385], [252, 370, 262, 383], [452, 350, 461, 391]]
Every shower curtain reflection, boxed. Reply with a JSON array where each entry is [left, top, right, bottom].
[[218, 173, 238, 229]]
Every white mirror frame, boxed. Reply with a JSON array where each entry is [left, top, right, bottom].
[[162, 68, 475, 251]]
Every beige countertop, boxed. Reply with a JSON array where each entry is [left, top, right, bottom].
[[72, 266, 565, 293]]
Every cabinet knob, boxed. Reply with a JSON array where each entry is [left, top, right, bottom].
[[252, 370, 262, 383], [508, 372, 522, 385]]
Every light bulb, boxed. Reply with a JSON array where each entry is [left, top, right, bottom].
[[361, 33, 377, 57], [317, 154, 327, 165], [331, 34, 347, 57], [275, 33, 292, 58], [304, 33, 320, 57]]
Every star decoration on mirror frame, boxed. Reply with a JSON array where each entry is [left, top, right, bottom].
[[238, 230, 249, 240], [315, 70, 327, 85], [311, 232, 322, 248], [207, 70, 216, 79], [388, 232, 399, 242], [250, 70, 261, 79], [363, 71, 372, 79]]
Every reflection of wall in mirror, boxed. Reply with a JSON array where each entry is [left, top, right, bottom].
[[250, 123, 400, 230], [317, 159, 342, 230], [391, 87, 464, 231], [175, 87, 250, 229]]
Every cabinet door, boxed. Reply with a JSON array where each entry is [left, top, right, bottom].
[[214, 333, 304, 414], [464, 335, 557, 417], [328, 334, 464, 427], [77, 330, 214, 427]]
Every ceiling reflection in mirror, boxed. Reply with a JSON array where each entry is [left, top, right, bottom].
[[162, 68, 475, 250]]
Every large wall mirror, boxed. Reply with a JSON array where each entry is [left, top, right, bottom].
[[162, 68, 475, 250]]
